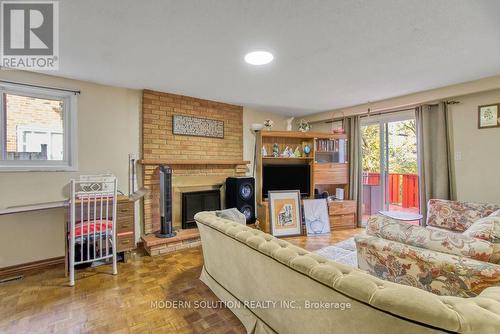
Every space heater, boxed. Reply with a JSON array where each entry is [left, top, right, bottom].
[[156, 165, 176, 238]]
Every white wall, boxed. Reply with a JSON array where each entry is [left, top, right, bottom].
[[242, 107, 288, 175], [0, 73, 289, 268], [0, 70, 141, 268], [448, 89, 500, 203]]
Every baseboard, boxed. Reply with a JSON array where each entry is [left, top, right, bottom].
[[0, 256, 65, 278]]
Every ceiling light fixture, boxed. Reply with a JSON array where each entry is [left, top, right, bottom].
[[244, 51, 274, 65]]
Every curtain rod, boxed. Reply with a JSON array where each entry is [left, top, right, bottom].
[[322, 100, 459, 123], [0, 79, 80, 95], [323, 107, 416, 123]]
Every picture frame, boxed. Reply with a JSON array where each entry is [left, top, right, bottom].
[[268, 190, 302, 237], [172, 114, 224, 138], [478, 104, 500, 129], [303, 199, 330, 235]]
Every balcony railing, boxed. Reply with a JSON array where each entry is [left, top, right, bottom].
[[362, 172, 419, 208]]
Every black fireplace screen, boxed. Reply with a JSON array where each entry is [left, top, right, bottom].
[[182, 190, 221, 229]]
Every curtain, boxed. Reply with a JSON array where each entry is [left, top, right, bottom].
[[415, 103, 455, 224], [345, 115, 363, 226]]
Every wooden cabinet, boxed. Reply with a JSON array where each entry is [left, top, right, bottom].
[[254, 131, 357, 234], [313, 163, 348, 185], [328, 200, 357, 230], [116, 197, 135, 252]]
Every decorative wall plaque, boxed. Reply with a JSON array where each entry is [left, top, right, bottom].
[[172, 114, 224, 138]]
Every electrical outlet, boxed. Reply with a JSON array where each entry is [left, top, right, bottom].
[[454, 151, 462, 161]]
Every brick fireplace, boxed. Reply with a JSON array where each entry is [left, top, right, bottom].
[[140, 90, 248, 255]]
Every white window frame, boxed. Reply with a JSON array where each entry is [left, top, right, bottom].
[[0, 82, 78, 171]]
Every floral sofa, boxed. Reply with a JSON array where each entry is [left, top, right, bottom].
[[355, 200, 500, 297]]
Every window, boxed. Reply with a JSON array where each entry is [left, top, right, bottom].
[[0, 82, 77, 171]]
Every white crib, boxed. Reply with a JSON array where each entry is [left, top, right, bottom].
[[68, 175, 118, 286]]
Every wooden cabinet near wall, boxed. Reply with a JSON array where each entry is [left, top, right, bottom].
[[116, 196, 136, 253], [254, 131, 357, 234], [328, 199, 357, 230]]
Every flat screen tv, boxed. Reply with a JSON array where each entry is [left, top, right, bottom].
[[262, 164, 310, 198]]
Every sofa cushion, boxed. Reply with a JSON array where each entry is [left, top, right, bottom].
[[367, 215, 494, 262], [426, 199, 500, 232], [215, 208, 246, 225], [490, 209, 500, 218], [462, 214, 500, 243]]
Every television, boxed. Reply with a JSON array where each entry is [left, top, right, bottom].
[[262, 164, 311, 198]]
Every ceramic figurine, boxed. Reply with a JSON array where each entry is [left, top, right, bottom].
[[298, 119, 311, 132], [262, 145, 267, 156], [272, 143, 279, 157], [281, 146, 290, 157], [286, 117, 294, 131], [303, 144, 311, 156], [294, 146, 302, 157]]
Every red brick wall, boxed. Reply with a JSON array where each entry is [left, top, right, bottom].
[[142, 90, 246, 234], [6, 94, 63, 152]]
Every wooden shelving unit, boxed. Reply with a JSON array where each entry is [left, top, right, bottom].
[[255, 130, 355, 233]]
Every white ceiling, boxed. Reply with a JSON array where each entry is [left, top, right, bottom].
[[55, 0, 500, 116]]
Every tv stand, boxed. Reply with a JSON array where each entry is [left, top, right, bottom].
[[255, 131, 354, 234]]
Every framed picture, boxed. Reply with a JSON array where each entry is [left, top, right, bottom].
[[303, 199, 330, 235], [268, 190, 302, 237], [172, 114, 224, 138], [478, 104, 499, 129]]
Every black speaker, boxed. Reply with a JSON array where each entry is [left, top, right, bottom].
[[157, 165, 176, 238], [225, 177, 255, 224]]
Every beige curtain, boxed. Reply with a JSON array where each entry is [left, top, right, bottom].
[[415, 103, 455, 224], [345, 116, 363, 226]]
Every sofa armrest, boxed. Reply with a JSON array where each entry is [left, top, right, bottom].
[[427, 199, 500, 232], [355, 233, 500, 297]]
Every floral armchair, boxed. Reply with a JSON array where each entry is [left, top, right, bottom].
[[355, 200, 500, 297]]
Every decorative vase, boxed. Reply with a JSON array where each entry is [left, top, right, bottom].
[[264, 119, 274, 131], [298, 119, 311, 132], [303, 144, 311, 156], [286, 117, 294, 131]]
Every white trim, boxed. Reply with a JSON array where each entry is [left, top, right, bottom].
[[0, 82, 78, 172], [0, 200, 66, 215]]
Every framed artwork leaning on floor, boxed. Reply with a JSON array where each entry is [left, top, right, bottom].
[[268, 190, 302, 237], [303, 199, 330, 235]]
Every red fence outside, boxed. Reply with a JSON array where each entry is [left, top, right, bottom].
[[362, 172, 419, 208]]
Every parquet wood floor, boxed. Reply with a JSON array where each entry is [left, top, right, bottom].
[[0, 229, 362, 334]]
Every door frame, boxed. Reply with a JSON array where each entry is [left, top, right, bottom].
[[360, 110, 416, 214]]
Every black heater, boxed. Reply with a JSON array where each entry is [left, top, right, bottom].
[[156, 165, 176, 238]]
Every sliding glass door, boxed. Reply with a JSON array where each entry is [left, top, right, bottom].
[[360, 111, 420, 225]]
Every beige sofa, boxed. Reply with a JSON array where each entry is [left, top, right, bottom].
[[195, 211, 500, 334]]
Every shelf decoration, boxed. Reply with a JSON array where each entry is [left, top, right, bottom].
[[172, 114, 224, 138], [303, 143, 311, 156], [272, 143, 279, 157], [262, 145, 268, 157], [264, 119, 274, 131], [286, 117, 294, 131], [294, 146, 302, 157], [298, 119, 311, 132]]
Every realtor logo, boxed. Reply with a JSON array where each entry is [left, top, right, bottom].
[[1, 1, 59, 70]]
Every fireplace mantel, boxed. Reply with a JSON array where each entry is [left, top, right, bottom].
[[139, 159, 250, 166]]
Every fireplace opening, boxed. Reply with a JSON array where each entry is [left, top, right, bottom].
[[182, 190, 221, 229]]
